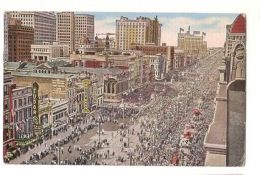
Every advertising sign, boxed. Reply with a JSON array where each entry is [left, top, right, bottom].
[[32, 82, 41, 136], [82, 79, 91, 113]]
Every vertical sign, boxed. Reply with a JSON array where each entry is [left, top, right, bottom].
[[82, 79, 91, 113], [32, 82, 41, 136]]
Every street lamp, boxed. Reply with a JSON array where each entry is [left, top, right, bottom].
[[57, 139, 61, 165], [98, 116, 101, 144]]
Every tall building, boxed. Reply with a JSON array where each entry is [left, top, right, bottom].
[[75, 14, 95, 46], [6, 11, 56, 44], [116, 16, 161, 50], [8, 18, 34, 62], [177, 28, 207, 56], [56, 12, 95, 53], [56, 12, 75, 53]]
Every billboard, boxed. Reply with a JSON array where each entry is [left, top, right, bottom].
[[32, 82, 41, 136], [82, 79, 91, 113]]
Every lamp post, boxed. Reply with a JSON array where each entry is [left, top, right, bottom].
[[57, 139, 61, 165]]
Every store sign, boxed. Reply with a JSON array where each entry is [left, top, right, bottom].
[[82, 79, 91, 113], [32, 82, 41, 135]]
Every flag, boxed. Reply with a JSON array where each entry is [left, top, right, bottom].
[[193, 31, 200, 35], [180, 28, 184, 32], [202, 32, 206, 36]]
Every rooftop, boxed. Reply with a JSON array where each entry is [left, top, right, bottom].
[[230, 14, 246, 34]]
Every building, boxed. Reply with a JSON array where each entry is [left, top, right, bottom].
[[31, 42, 69, 62], [75, 14, 95, 46], [145, 54, 166, 80], [56, 12, 75, 53], [3, 72, 16, 156], [8, 18, 34, 62], [56, 12, 95, 53], [204, 14, 246, 166], [12, 71, 69, 99], [116, 16, 161, 50], [12, 86, 34, 140], [51, 100, 68, 136], [4, 13, 10, 61], [130, 43, 175, 73], [177, 28, 207, 56], [38, 100, 52, 139], [6, 11, 56, 44]]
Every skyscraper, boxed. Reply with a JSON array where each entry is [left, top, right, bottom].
[[56, 12, 95, 53], [6, 11, 56, 44]]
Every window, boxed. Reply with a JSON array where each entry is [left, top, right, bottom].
[[18, 99, 22, 107], [24, 98, 27, 106], [14, 100, 17, 109]]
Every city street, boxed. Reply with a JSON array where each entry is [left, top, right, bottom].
[[8, 48, 223, 165]]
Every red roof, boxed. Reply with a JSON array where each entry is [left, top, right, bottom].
[[230, 14, 246, 33]]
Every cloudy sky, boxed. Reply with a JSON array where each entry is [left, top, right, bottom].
[[86, 12, 238, 47]]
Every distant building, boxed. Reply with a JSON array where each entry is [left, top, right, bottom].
[[6, 11, 56, 44], [130, 43, 174, 73], [177, 28, 207, 56], [8, 18, 34, 62], [56, 12, 94, 53], [145, 54, 166, 80], [31, 42, 69, 62], [116, 16, 161, 50]]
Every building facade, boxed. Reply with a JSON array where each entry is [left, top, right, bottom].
[[3, 72, 15, 156], [75, 14, 95, 46], [177, 29, 207, 56], [56, 12, 95, 53], [8, 18, 34, 62], [7, 11, 56, 44], [31, 42, 69, 62], [12, 86, 34, 140], [130, 43, 174, 73], [51, 100, 68, 136], [145, 54, 166, 80], [116, 16, 161, 50]]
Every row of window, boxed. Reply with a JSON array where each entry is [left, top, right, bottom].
[[14, 97, 32, 109]]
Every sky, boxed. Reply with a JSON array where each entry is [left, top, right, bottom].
[[84, 12, 238, 47]]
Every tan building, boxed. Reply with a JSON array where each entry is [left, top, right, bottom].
[[177, 29, 207, 56], [6, 11, 56, 44], [130, 43, 174, 73], [56, 12, 95, 53], [8, 18, 34, 62], [116, 16, 161, 50], [12, 71, 69, 100], [75, 14, 95, 46]]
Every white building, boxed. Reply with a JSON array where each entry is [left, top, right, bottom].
[[6, 11, 56, 44], [31, 42, 69, 62], [51, 100, 68, 135], [145, 54, 166, 80]]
